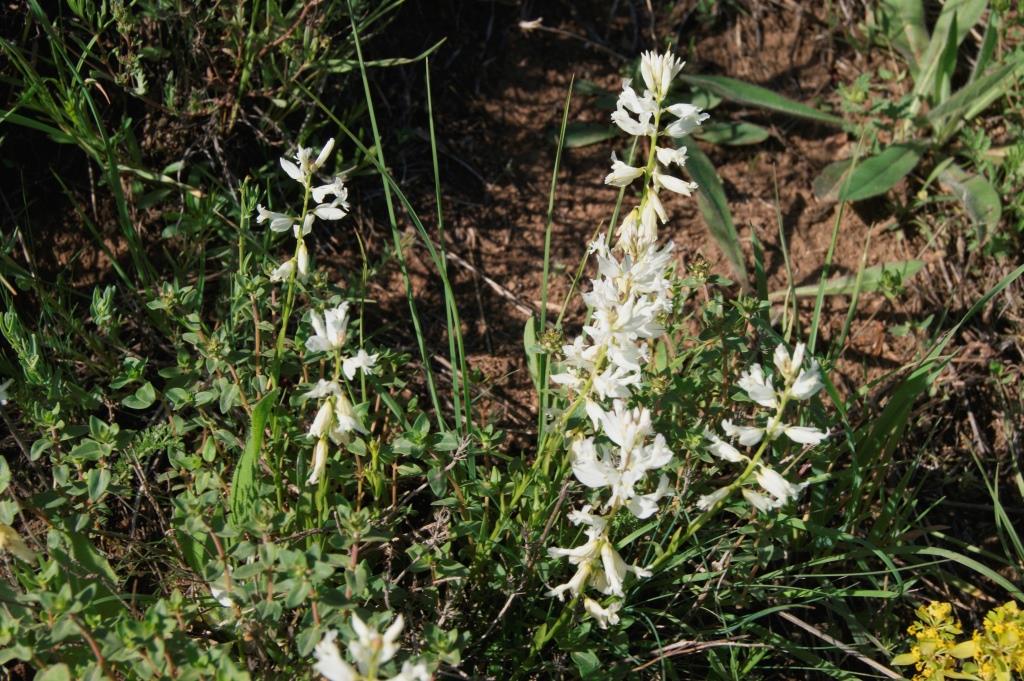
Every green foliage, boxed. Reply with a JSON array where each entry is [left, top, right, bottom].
[[823, 0, 1024, 250], [0, 4, 1023, 680]]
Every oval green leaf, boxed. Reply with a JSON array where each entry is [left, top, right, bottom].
[[695, 121, 769, 145], [559, 122, 618, 149], [838, 143, 924, 202]]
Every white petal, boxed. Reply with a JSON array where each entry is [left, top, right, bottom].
[[307, 438, 328, 485], [783, 425, 828, 445], [704, 430, 745, 463], [600, 542, 627, 597], [269, 258, 295, 283], [280, 158, 304, 183], [296, 241, 310, 279], [697, 486, 730, 511], [791, 362, 824, 400], [583, 598, 621, 629], [742, 488, 779, 513], [314, 138, 335, 170], [314, 631, 357, 681], [721, 419, 764, 447], [737, 364, 778, 409], [655, 169, 698, 196], [755, 466, 805, 505], [314, 203, 347, 221]]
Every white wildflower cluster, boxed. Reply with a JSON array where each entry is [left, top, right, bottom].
[[257, 138, 350, 283], [256, 140, 377, 487], [314, 613, 429, 681], [547, 51, 708, 629], [301, 302, 377, 486], [700, 342, 827, 513]]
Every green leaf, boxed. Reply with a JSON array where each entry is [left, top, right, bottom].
[[812, 158, 854, 200], [939, 163, 1002, 232], [0, 456, 9, 494], [876, 0, 929, 71], [571, 650, 601, 677], [34, 664, 71, 681], [677, 73, 843, 126], [694, 120, 769, 145], [427, 466, 447, 497], [122, 381, 157, 409], [86, 467, 111, 502], [559, 122, 618, 148], [229, 389, 277, 527], [680, 138, 747, 289], [68, 439, 109, 462], [769, 260, 923, 300], [837, 143, 924, 202], [927, 55, 1024, 131]]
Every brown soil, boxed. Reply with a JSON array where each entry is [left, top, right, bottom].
[[348, 2, 944, 436]]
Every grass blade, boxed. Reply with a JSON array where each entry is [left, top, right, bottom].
[[229, 389, 277, 527], [677, 73, 844, 127], [680, 137, 747, 289]]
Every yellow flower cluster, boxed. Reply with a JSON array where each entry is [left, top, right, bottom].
[[893, 601, 1024, 681]]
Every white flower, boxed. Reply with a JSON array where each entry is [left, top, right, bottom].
[[314, 199, 348, 221], [664, 102, 709, 138], [625, 474, 671, 520], [640, 51, 685, 99], [604, 155, 645, 187], [600, 401, 653, 455], [755, 466, 805, 507], [547, 506, 605, 599], [653, 167, 698, 196], [783, 425, 828, 445], [350, 614, 403, 675], [611, 81, 658, 136], [737, 364, 778, 409], [583, 597, 622, 629], [309, 399, 335, 440], [295, 213, 315, 237], [296, 240, 310, 279], [704, 430, 746, 463], [312, 176, 350, 206], [303, 379, 342, 401], [331, 393, 366, 443], [0, 379, 13, 406], [314, 630, 357, 681], [281, 138, 335, 186], [791, 361, 824, 401], [307, 303, 350, 353], [697, 486, 730, 511], [307, 438, 329, 485], [655, 145, 687, 168], [256, 205, 293, 232], [387, 661, 431, 681], [209, 583, 234, 608], [773, 342, 805, 381], [721, 419, 764, 447], [600, 540, 629, 597], [342, 349, 379, 380], [615, 207, 641, 249], [742, 488, 781, 513]]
